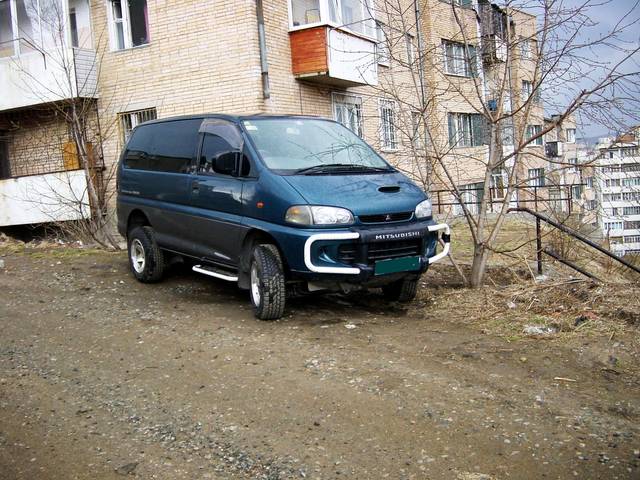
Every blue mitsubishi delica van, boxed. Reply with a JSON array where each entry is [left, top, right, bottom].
[[117, 115, 450, 320]]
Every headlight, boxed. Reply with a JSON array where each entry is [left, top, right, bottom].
[[415, 199, 432, 219], [285, 205, 354, 226]]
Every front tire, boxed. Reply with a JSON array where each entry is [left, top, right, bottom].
[[127, 226, 165, 283], [249, 244, 286, 320], [382, 277, 419, 302]]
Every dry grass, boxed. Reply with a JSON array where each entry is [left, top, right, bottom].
[[420, 263, 640, 345], [447, 216, 638, 284]]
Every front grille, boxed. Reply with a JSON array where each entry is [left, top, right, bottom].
[[338, 239, 422, 265], [359, 212, 413, 224]]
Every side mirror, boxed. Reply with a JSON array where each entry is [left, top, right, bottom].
[[214, 152, 238, 175]]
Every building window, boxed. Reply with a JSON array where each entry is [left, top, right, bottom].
[[333, 93, 363, 137], [491, 168, 508, 200], [623, 206, 640, 216], [290, 0, 375, 36], [623, 177, 640, 187], [603, 193, 622, 202], [565, 128, 576, 143], [528, 168, 545, 187], [441, 0, 473, 5], [376, 21, 390, 66], [572, 184, 583, 199], [520, 37, 533, 59], [585, 176, 593, 188], [405, 33, 415, 65], [623, 192, 640, 201], [291, 0, 320, 26], [448, 113, 486, 148], [107, 0, 149, 51], [625, 221, 640, 230], [411, 111, 426, 149], [605, 178, 621, 187], [442, 40, 477, 77], [455, 182, 484, 215], [526, 125, 543, 146], [379, 99, 397, 150], [119, 107, 157, 144], [1, 0, 73, 57], [624, 235, 640, 244], [567, 157, 578, 172], [501, 118, 514, 146], [605, 221, 623, 231], [522, 80, 532, 100], [586, 200, 597, 210]]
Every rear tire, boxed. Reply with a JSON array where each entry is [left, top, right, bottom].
[[382, 277, 418, 302], [127, 226, 165, 283], [249, 244, 286, 320]]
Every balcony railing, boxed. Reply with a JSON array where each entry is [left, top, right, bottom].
[[0, 45, 98, 112]]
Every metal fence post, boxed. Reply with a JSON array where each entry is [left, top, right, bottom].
[[536, 216, 543, 275]]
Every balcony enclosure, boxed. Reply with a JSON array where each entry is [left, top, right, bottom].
[[0, 0, 97, 111], [288, 0, 378, 86]]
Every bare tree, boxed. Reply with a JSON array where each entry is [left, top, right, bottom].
[[7, 0, 120, 248], [367, 0, 640, 286]]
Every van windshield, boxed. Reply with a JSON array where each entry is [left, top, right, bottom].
[[242, 118, 393, 175]]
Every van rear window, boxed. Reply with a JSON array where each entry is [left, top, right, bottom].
[[124, 119, 201, 173]]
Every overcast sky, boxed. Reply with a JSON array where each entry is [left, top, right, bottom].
[[547, 0, 640, 139]]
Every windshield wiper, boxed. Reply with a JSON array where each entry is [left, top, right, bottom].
[[295, 163, 392, 175]]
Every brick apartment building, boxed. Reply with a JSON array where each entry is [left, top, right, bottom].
[[0, 0, 565, 230]]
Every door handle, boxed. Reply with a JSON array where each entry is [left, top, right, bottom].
[[192, 180, 200, 192]]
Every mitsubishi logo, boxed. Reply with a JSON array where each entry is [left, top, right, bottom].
[[385, 214, 393, 221]]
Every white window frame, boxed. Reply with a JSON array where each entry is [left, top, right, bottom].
[[332, 92, 363, 137], [379, 98, 398, 151], [411, 110, 426, 150], [442, 39, 476, 77], [405, 33, 415, 65], [528, 168, 545, 187], [526, 125, 543, 146], [521, 80, 533, 101], [287, 0, 376, 39], [106, 0, 148, 51], [376, 20, 389, 66], [520, 37, 532, 59], [490, 168, 508, 201], [565, 128, 576, 143], [0, 0, 72, 57]]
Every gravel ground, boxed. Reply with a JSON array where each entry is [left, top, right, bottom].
[[0, 248, 638, 479]]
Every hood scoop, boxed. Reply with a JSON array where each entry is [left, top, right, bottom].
[[378, 185, 401, 193]]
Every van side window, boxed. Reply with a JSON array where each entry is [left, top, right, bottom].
[[200, 133, 250, 176], [124, 119, 200, 173]]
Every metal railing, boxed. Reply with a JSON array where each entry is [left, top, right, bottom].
[[508, 207, 640, 280], [431, 183, 586, 215]]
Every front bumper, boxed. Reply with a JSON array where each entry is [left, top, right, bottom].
[[301, 222, 451, 280]]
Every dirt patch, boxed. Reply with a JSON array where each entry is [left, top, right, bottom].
[[1, 246, 639, 479]]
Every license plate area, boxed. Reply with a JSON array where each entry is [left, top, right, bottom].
[[374, 256, 421, 275]]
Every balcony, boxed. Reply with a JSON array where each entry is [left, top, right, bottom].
[[0, 0, 96, 112], [478, 0, 508, 65], [0, 170, 90, 227], [288, 0, 378, 87], [0, 47, 98, 112]]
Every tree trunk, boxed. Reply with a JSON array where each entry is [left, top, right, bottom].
[[469, 243, 489, 288]]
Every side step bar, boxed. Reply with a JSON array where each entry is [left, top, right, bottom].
[[192, 264, 238, 282]]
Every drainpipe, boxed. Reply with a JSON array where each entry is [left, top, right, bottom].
[[255, 0, 270, 100], [413, 0, 426, 110], [414, 0, 430, 186]]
